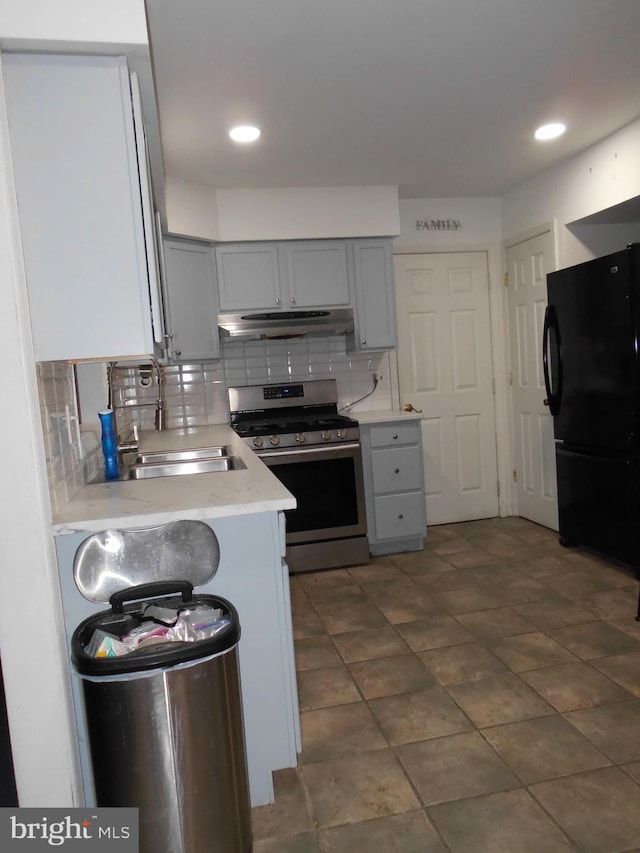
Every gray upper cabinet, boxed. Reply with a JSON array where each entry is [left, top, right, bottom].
[[281, 241, 350, 308], [3, 53, 163, 362], [216, 243, 280, 311], [161, 238, 220, 361], [214, 237, 399, 351], [349, 239, 398, 351], [216, 240, 350, 312]]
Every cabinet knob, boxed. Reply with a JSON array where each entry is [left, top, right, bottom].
[[392, 434, 398, 440], [398, 513, 404, 519], [290, 297, 296, 304], [361, 339, 367, 345], [174, 349, 181, 357], [394, 468, 400, 474], [275, 297, 281, 305]]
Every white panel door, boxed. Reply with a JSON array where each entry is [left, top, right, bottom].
[[506, 230, 558, 530], [395, 252, 499, 525]]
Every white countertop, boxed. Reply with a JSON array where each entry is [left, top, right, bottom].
[[52, 425, 296, 535], [356, 409, 422, 423]]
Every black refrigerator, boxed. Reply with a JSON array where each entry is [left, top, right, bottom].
[[543, 244, 640, 572]]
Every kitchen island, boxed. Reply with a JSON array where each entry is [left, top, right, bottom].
[[53, 424, 299, 808]]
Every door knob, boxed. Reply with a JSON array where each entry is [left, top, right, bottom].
[[403, 403, 423, 413]]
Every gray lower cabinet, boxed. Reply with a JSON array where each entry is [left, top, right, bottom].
[[162, 237, 220, 361], [361, 418, 427, 555]]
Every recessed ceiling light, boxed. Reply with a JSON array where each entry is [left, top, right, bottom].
[[534, 122, 567, 141], [229, 125, 261, 143]]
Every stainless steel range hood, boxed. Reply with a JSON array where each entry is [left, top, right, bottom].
[[218, 308, 354, 341]]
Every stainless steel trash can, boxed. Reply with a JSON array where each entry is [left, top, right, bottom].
[[72, 581, 252, 853]]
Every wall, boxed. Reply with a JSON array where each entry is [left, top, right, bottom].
[[502, 117, 640, 267], [0, 69, 81, 804], [395, 197, 502, 250], [165, 175, 220, 240], [0, 0, 147, 47], [165, 182, 401, 242], [0, 0, 154, 807]]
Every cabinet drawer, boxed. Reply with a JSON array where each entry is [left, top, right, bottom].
[[373, 493, 425, 541], [369, 423, 420, 448], [371, 446, 422, 493]]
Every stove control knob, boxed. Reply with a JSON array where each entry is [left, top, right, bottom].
[[337, 429, 347, 439], [321, 430, 331, 442], [253, 436, 264, 449], [295, 433, 306, 444], [270, 435, 280, 446]]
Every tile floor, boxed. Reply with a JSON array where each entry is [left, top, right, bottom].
[[251, 517, 640, 852]]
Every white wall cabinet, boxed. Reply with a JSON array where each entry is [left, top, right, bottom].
[[348, 239, 398, 351], [216, 240, 351, 312], [3, 53, 163, 362], [360, 417, 427, 554], [162, 237, 220, 361]]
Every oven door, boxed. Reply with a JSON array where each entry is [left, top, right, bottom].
[[257, 442, 367, 545]]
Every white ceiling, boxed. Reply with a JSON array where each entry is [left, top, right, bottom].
[[146, 0, 640, 199]]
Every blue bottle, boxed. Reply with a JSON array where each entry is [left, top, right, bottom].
[[98, 409, 119, 480]]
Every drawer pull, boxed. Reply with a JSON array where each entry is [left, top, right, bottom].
[[392, 434, 398, 440], [398, 513, 404, 519], [394, 468, 400, 474]]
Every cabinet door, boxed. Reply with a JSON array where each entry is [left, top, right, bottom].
[[3, 54, 157, 361], [282, 242, 350, 307], [350, 240, 398, 351], [216, 244, 281, 311], [162, 239, 220, 361], [130, 72, 165, 347]]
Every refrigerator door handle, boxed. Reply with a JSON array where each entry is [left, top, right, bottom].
[[543, 304, 562, 416]]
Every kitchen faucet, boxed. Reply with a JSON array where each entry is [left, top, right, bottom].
[[108, 359, 167, 460]]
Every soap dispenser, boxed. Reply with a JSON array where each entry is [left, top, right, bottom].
[[98, 409, 119, 480]]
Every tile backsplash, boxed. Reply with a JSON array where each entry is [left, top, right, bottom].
[[110, 336, 395, 437], [39, 336, 396, 510], [37, 361, 84, 514]]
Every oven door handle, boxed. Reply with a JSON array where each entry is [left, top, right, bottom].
[[257, 441, 361, 460]]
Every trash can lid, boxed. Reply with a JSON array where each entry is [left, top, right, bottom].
[[71, 581, 240, 676]]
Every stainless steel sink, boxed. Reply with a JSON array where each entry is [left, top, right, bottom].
[[129, 454, 246, 480], [90, 445, 246, 482], [136, 446, 230, 464]]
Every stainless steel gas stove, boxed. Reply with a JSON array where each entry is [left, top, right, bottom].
[[228, 379, 369, 573]]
